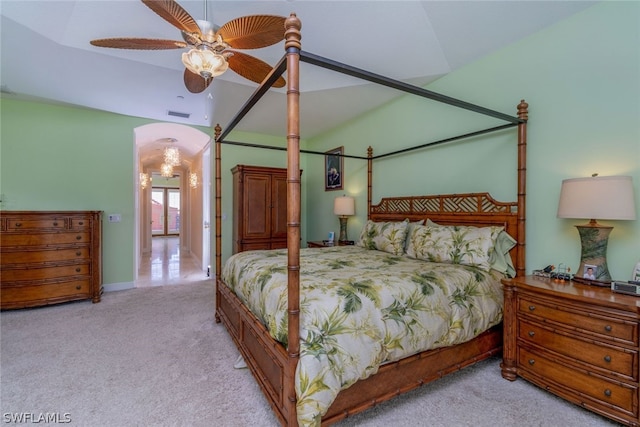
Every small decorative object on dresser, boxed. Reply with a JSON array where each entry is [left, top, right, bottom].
[[0, 211, 103, 310], [307, 240, 354, 248], [502, 275, 640, 426]]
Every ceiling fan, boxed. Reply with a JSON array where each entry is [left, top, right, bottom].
[[90, 0, 286, 93]]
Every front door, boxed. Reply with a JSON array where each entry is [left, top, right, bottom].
[[152, 188, 180, 236]]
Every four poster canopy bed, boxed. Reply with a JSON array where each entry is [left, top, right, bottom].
[[214, 13, 528, 427]]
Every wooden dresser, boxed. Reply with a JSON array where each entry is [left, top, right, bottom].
[[232, 165, 297, 253], [0, 211, 103, 309], [502, 276, 640, 426]]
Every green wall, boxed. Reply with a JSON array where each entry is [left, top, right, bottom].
[[0, 100, 305, 286], [0, 101, 150, 285], [304, 1, 640, 279]]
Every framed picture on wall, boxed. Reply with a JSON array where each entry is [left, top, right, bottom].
[[325, 146, 343, 191]]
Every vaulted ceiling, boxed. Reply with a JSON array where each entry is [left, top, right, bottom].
[[1, 1, 595, 165]]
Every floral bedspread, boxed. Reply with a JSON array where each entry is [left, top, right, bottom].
[[222, 246, 504, 426]]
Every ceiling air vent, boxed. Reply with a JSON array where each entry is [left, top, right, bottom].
[[167, 110, 190, 119]]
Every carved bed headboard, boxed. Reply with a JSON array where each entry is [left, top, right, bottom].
[[369, 192, 522, 275]]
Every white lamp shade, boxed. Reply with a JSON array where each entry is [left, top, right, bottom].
[[334, 196, 355, 216], [557, 175, 636, 220]]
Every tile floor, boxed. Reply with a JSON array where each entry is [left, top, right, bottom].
[[136, 236, 209, 287]]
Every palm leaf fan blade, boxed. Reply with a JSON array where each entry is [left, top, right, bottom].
[[90, 38, 187, 50], [227, 51, 285, 88], [141, 0, 201, 34], [218, 15, 286, 49], [184, 69, 213, 93]]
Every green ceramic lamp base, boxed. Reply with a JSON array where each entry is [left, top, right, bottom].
[[572, 220, 613, 286], [338, 216, 349, 243]]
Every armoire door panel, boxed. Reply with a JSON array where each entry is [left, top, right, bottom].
[[271, 174, 288, 239], [243, 174, 271, 238]]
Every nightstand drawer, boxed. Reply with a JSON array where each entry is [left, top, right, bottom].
[[518, 297, 637, 345], [519, 347, 637, 415], [519, 319, 637, 380]]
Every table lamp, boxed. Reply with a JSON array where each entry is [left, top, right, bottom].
[[557, 175, 636, 285], [334, 195, 355, 244]]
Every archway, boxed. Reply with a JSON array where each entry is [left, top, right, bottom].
[[133, 123, 211, 285]]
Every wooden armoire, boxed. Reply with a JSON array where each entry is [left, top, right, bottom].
[[232, 165, 299, 253]]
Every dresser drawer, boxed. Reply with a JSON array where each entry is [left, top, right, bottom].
[[6, 218, 67, 231], [1, 263, 90, 281], [70, 218, 91, 230], [518, 297, 637, 346], [1, 232, 91, 247], [519, 319, 637, 380], [1, 247, 90, 265], [0, 280, 91, 308], [519, 346, 637, 415]]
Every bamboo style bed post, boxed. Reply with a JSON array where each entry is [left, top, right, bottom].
[[516, 100, 528, 278], [284, 13, 302, 426], [214, 124, 222, 314], [367, 146, 373, 219], [503, 100, 528, 380]]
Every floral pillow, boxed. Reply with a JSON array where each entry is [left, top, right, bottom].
[[424, 219, 517, 276], [404, 219, 425, 252], [405, 223, 502, 271], [356, 219, 409, 255]]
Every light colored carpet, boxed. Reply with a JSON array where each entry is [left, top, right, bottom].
[[1, 281, 620, 426]]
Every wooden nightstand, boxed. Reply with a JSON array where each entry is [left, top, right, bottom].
[[501, 275, 640, 426], [307, 241, 354, 248]]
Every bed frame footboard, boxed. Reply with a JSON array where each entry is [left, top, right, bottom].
[[322, 325, 502, 424], [216, 278, 296, 426]]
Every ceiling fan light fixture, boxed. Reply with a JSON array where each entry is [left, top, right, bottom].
[[182, 47, 229, 79]]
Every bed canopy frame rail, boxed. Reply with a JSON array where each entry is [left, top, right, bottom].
[[214, 13, 528, 426]]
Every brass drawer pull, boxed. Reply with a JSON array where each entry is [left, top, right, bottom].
[[75, 268, 81, 273], [528, 331, 535, 337], [76, 235, 82, 240], [78, 221, 84, 225], [528, 359, 535, 365], [604, 355, 611, 363], [76, 251, 82, 256], [15, 222, 22, 227], [604, 389, 612, 397], [604, 325, 612, 332], [528, 305, 535, 311], [76, 285, 82, 290]]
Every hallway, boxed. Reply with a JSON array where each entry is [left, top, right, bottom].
[[136, 236, 208, 287]]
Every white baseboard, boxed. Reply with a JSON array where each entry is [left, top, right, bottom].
[[102, 281, 135, 293]]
